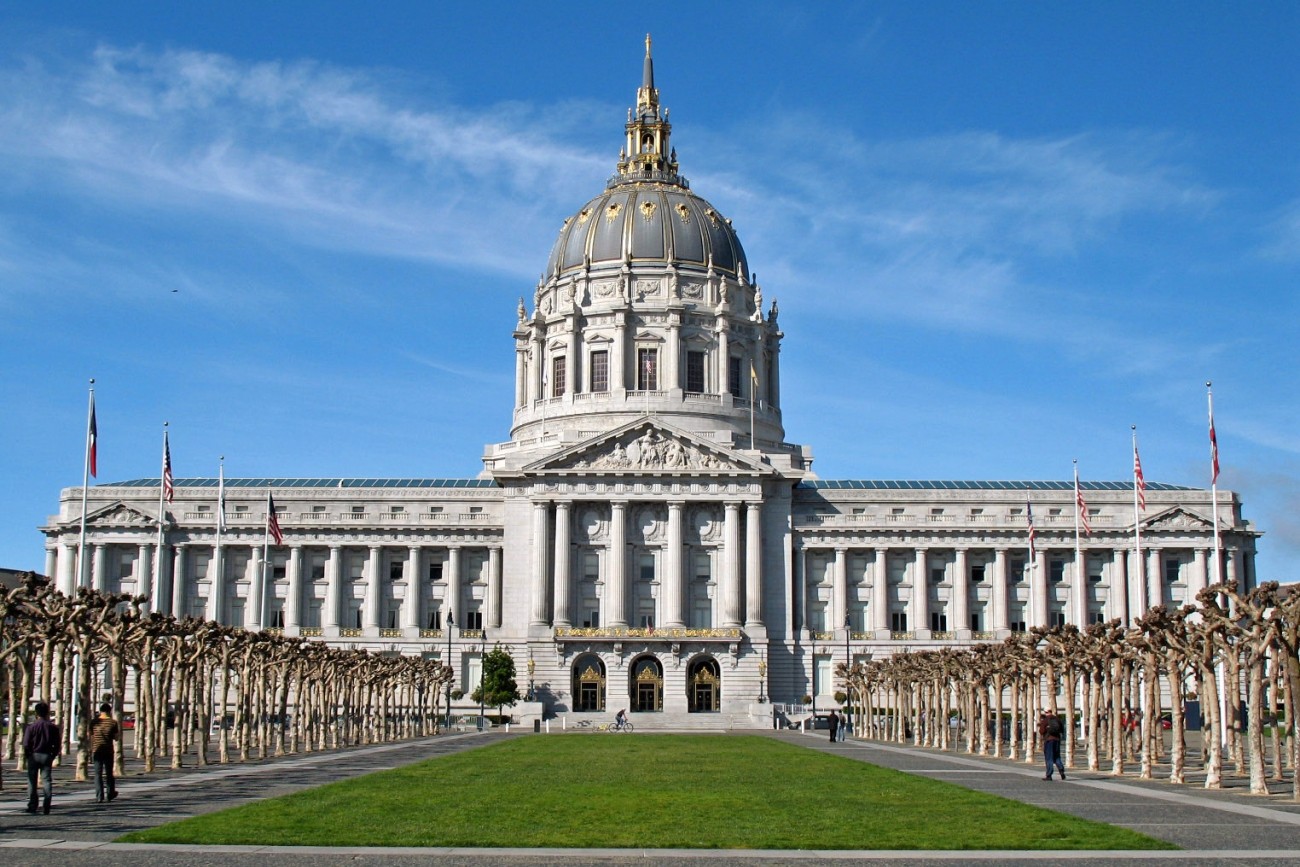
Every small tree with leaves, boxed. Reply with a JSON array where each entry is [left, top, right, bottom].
[[472, 644, 520, 721]]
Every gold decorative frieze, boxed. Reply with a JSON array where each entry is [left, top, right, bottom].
[[340, 628, 362, 638], [554, 626, 742, 640], [379, 628, 403, 638], [419, 629, 444, 639], [300, 627, 323, 637]]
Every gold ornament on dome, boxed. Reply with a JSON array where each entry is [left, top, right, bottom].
[[606, 202, 622, 222], [577, 208, 593, 225], [675, 203, 691, 223], [640, 200, 657, 222], [704, 208, 721, 227]]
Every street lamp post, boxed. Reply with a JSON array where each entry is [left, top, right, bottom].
[[810, 628, 817, 718], [478, 631, 486, 731], [844, 613, 852, 738], [444, 610, 454, 732]]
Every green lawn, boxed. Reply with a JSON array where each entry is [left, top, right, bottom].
[[119, 735, 1174, 850]]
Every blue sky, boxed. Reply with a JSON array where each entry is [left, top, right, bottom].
[[2, 2, 1297, 582]]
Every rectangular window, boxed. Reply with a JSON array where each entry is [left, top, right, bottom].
[[583, 609, 600, 628], [310, 562, 326, 581], [728, 356, 742, 397], [685, 351, 706, 393], [930, 566, 945, 584], [389, 561, 403, 581], [930, 612, 947, 632], [427, 609, 442, 630], [590, 350, 609, 392], [1011, 559, 1026, 583], [970, 611, 983, 631], [971, 564, 986, 584], [890, 611, 908, 632], [1088, 610, 1104, 625], [384, 609, 398, 629], [351, 506, 364, 514], [465, 610, 483, 630], [637, 348, 658, 390], [552, 356, 566, 396], [890, 507, 905, 516], [272, 563, 287, 580], [1164, 558, 1181, 584], [1089, 571, 1103, 584], [1011, 620, 1027, 633], [271, 608, 286, 628], [1049, 611, 1066, 628], [312, 505, 326, 513], [390, 506, 404, 514], [428, 562, 444, 583], [1049, 560, 1065, 583], [235, 505, 249, 514]]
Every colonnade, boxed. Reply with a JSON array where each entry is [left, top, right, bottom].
[[50, 538, 503, 637], [529, 498, 764, 630], [795, 542, 1245, 636]]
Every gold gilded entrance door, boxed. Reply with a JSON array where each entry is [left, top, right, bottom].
[[691, 667, 719, 712], [574, 662, 605, 711], [633, 659, 663, 712]]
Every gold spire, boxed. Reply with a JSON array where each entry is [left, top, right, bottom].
[[618, 34, 678, 183]]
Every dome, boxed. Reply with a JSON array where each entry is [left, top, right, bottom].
[[545, 184, 748, 280]]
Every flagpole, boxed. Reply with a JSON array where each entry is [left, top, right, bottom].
[[1131, 425, 1144, 621], [154, 422, 169, 613], [1208, 381, 1222, 586], [261, 489, 272, 630], [77, 379, 95, 593], [1073, 460, 1083, 627]]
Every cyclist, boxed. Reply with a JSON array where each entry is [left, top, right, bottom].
[[615, 709, 627, 730]]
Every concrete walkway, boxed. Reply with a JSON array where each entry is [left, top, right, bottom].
[[1, 729, 1298, 865]]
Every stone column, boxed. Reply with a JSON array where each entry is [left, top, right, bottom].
[[364, 545, 382, 631], [1225, 546, 1241, 591], [768, 334, 782, 410], [607, 501, 628, 627], [92, 543, 108, 592], [745, 502, 763, 627], [872, 548, 889, 637], [489, 546, 503, 629], [953, 548, 970, 638], [286, 545, 304, 633], [553, 501, 572, 627], [447, 546, 463, 628], [911, 548, 929, 636], [402, 546, 422, 631], [531, 502, 550, 626], [324, 545, 342, 633], [515, 346, 528, 408], [58, 540, 77, 596], [247, 546, 264, 630], [1113, 549, 1130, 625], [207, 544, 225, 624], [1147, 548, 1163, 610], [153, 542, 172, 615], [171, 545, 187, 619], [716, 325, 730, 397], [831, 547, 848, 632], [722, 502, 742, 627], [612, 311, 627, 393], [136, 543, 153, 602], [792, 543, 805, 633], [44, 547, 57, 586], [1032, 549, 1049, 628], [530, 331, 545, 403], [664, 502, 685, 628], [1192, 547, 1210, 599], [1071, 547, 1089, 628], [992, 548, 1009, 635], [1127, 548, 1146, 622]]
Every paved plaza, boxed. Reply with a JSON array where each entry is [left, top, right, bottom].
[[2, 730, 1299, 865]]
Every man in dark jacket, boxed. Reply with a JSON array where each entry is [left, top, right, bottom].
[[1039, 711, 1066, 781], [827, 709, 839, 742], [22, 701, 61, 814], [89, 703, 121, 803]]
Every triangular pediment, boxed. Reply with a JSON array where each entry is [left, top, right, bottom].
[[84, 501, 162, 527], [1140, 506, 1215, 533], [523, 419, 772, 476]]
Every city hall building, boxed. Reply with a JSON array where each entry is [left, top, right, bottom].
[[42, 41, 1258, 727]]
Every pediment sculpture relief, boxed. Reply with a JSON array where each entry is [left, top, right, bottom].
[[567, 429, 732, 472], [1146, 509, 1213, 532]]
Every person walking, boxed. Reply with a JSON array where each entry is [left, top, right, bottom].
[[22, 701, 61, 814], [90, 702, 121, 803], [827, 709, 839, 743], [1039, 711, 1066, 781], [838, 708, 849, 741]]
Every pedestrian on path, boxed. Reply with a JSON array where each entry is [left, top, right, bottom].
[[90, 702, 121, 803], [1038, 710, 1066, 781], [827, 709, 839, 742], [838, 709, 849, 741], [22, 701, 61, 814]]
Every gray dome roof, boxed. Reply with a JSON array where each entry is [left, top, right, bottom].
[[546, 184, 747, 281]]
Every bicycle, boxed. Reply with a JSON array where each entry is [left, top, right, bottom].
[[607, 719, 634, 733]]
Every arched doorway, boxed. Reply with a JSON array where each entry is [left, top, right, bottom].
[[571, 655, 606, 712], [688, 656, 721, 713], [630, 656, 663, 712]]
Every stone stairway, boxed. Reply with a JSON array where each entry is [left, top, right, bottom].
[[555, 709, 773, 732]]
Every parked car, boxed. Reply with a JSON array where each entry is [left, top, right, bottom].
[[121, 714, 135, 731]]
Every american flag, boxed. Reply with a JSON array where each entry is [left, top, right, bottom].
[[162, 431, 174, 503], [1209, 407, 1220, 485], [87, 393, 98, 478], [1133, 441, 1147, 511], [1074, 466, 1092, 536], [266, 493, 284, 545], [1026, 498, 1037, 559]]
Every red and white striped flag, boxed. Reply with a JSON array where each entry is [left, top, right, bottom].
[[266, 492, 284, 545], [1133, 440, 1146, 511], [87, 393, 98, 478], [1074, 466, 1092, 536], [161, 431, 175, 503], [1026, 498, 1037, 559], [1209, 399, 1220, 486]]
